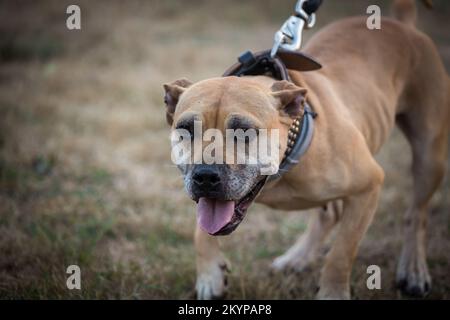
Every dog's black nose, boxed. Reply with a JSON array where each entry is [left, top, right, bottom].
[[192, 165, 223, 196], [192, 166, 221, 187]]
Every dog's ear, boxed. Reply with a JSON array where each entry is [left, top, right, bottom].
[[271, 80, 307, 118], [163, 78, 192, 125]]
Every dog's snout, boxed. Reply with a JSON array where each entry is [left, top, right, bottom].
[[191, 165, 223, 198]]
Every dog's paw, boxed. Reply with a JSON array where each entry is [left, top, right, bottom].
[[396, 252, 431, 297], [196, 260, 230, 300], [316, 288, 351, 300], [271, 247, 317, 273]]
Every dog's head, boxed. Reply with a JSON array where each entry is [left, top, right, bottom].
[[163, 76, 306, 235]]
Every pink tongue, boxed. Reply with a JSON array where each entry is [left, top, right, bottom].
[[197, 198, 235, 235]]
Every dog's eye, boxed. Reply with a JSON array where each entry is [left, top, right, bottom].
[[227, 116, 258, 135], [175, 121, 195, 139]]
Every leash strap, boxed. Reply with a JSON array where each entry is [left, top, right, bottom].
[[302, 0, 323, 16]]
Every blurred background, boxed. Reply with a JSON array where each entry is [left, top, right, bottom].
[[0, 0, 449, 299]]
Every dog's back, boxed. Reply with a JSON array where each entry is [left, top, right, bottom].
[[299, 0, 449, 154]]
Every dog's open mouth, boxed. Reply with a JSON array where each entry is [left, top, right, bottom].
[[196, 178, 267, 236]]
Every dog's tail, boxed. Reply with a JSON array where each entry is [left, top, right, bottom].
[[392, 0, 433, 26]]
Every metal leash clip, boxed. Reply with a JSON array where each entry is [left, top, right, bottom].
[[270, 0, 317, 58]]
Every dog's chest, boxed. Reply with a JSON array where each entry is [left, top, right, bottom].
[[256, 180, 327, 211]]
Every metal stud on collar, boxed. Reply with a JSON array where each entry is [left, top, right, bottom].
[[285, 116, 302, 156]]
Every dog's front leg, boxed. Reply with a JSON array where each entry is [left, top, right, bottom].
[[317, 175, 383, 299], [195, 225, 230, 300], [272, 202, 342, 273]]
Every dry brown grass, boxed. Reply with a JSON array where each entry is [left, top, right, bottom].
[[0, 0, 449, 299]]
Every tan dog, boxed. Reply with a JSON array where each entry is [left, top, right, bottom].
[[163, 0, 449, 299]]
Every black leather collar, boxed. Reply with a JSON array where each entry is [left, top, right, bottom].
[[223, 49, 321, 79]]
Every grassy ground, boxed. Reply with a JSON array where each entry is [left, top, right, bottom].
[[0, 0, 449, 299]]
